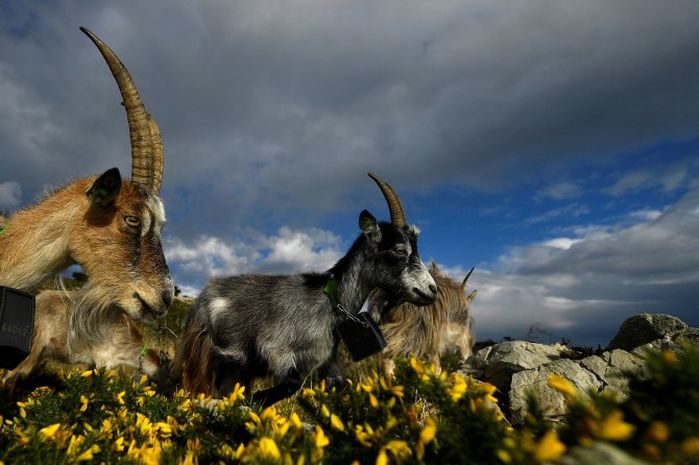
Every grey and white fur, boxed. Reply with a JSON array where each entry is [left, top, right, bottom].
[[172, 173, 437, 406]]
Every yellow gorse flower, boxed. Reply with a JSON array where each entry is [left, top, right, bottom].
[[385, 439, 412, 458], [533, 430, 566, 462], [113, 436, 126, 452], [290, 412, 303, 429], [76, 445, 100, 462], [38, 423, 61, 441], [79, 395, 89, 412], [67, 434, 85, 456], [179, 450, 197, 465], [596, 410, 635, 441], [449, 375, 468, 402], [547, 374, 576, 397], [321, 404, 330, 418], [330, 414, 345, 432], [258, 437, 281, 460], [419, 417, 437, 444], [314, 425, 330, 449]]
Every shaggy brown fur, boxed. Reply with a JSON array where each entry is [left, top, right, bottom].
[[170, 309, 215, 396], [0, 28, 173, 351], [374, 263, 477, 375], [1, 290, 173, 396]]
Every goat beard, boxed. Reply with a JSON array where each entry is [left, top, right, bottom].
[[67, 284, 130, 353]]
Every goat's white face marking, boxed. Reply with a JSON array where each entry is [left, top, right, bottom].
[[145, 196, 166, 238], [401, 260, 436, 297]]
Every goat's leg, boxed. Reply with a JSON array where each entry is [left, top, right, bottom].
[[318, 342, 346, 390], [142, 350, 177, 396], [251, 370, 303, 407], [1, 345, 50, 397]]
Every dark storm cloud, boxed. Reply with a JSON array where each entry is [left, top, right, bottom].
[[3, 2, 699, 346], [1, 0, 698, 238]]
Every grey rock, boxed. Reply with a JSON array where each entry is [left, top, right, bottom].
[[560, 442, 649, 465], [608, 314, 688, 351], [509, 359, 601, 423], [509, 348, 646, 422], [462, 341, 566, 391]]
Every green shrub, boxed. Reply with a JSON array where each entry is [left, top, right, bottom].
[[1, 345, 698, 464]]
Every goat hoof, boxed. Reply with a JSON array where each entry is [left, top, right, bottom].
[[326, 376, 347, 392]]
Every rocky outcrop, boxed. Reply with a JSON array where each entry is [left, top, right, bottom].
[[508, 349, 648, 422], [509, 358, 601, 422], [464, 313, 697, 423], [607, 313, 688, 351], [463, 341, 568, 391]]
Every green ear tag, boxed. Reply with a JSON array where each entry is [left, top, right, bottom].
[[0, 223, 8, 237], [323, 277, 338, 303]]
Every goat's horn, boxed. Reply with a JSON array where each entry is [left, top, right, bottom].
[[148, 115, 164, 194], [462, 267, 475, 287], [368, 173, 407, 227], [80, 27, 158, 193]]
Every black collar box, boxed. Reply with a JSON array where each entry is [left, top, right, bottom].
[[0, 287, 35, 369]]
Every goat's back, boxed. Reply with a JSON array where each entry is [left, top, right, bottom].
[[178, 273, 337, 387]]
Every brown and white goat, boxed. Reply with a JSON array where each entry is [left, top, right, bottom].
[[0, 27, 173, 328], [371, 263, 477, 376], [1, 28, 173, 392], [1, 290, 174, 395]]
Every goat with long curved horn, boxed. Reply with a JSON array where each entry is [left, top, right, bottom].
[[1, 27, 174, 395], [368, 172, 407, 227], [79, 27, 162, 194]]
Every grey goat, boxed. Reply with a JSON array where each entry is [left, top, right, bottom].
[[171, 173, 437, 405]]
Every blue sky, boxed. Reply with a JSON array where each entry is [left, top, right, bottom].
[[1, 1, 698, 346]]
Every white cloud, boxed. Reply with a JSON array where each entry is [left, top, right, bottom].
[[165, 226, 343, 292], [0, 181, 21, 208], [440, 188, 699, 346]]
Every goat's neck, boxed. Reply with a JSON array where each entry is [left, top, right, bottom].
[[333, 248, 373, 315], [0, 185, 82, 290]]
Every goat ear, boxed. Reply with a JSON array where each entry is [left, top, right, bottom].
[[429, 261, 439, 274], [359, 209, 381, 244], [87, 167, 121, 207]]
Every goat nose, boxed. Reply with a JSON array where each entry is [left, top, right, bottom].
[[162, 289, 173, 309], [429, 284, 437, 295]]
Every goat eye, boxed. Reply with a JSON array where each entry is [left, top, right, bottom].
[[124, 216, 141, 228], [392, 247, 408, 257]]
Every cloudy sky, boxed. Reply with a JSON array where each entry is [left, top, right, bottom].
[[2, 1, 698, 346]]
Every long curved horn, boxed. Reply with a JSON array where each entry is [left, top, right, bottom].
[[80, 27, 158, 192], [148, 115, 164, 195], [368, 173, 407, 227], [462, 267, 475, 288]]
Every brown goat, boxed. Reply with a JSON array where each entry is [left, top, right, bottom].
[[1, 290, 173, 395], [0, 28, 173, 343], [1, 28, 174, 393], [371, 263, 477, 376]]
